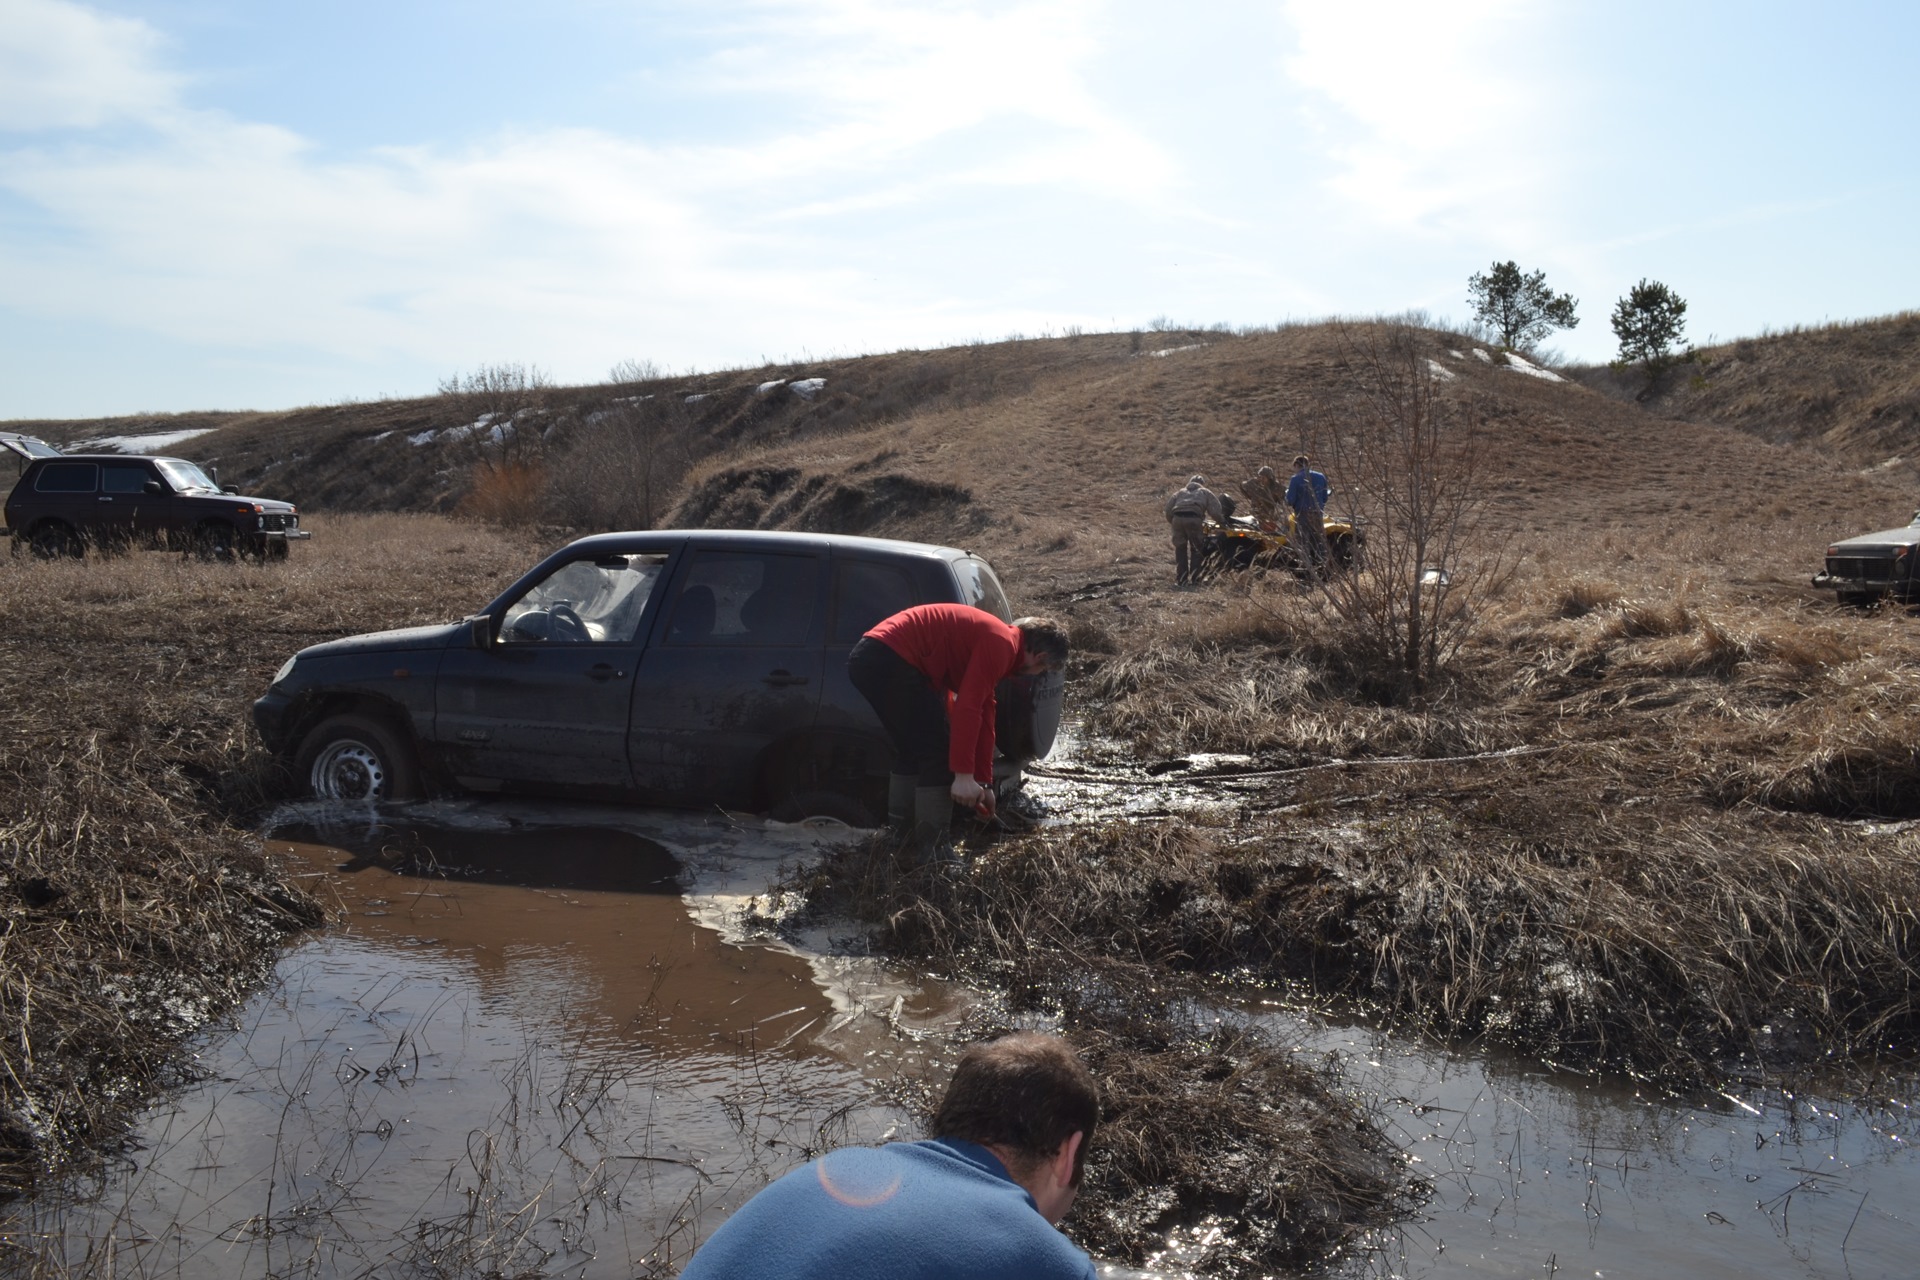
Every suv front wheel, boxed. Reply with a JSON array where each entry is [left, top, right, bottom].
[[295, 713, 423, 802]]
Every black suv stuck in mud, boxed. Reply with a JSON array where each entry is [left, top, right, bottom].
[[253, 530, 1063, 824], [3, 452, 307, 559]]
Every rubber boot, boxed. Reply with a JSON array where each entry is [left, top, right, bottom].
[[909, 785, 954, 863], [886, 772, 916, 833]]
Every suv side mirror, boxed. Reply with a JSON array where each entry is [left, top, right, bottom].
[[221, 485, 240, 495], [467, 614, 494, 649], [144, 480, 164, 495]]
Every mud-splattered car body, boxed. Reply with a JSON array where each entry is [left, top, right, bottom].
[[1812, 512, 1920, 605], [253, 529, 1063, 824]]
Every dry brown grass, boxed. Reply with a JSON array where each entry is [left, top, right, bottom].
[[0, 516, 551, 1192]]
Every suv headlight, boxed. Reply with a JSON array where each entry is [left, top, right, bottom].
[[273, 655, 298, 685]]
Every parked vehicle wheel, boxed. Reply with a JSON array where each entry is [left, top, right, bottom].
[[190, 521, 238, 562], [29, 522, 84, 560], [1328, 532, 1361, 571], [294, 713, 422, 802], [265, 539, 290, 561], [769, 789, 879, 828]]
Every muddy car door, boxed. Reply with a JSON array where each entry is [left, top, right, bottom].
[[626, 546, 827, 808], [432, 551, 670, 790]]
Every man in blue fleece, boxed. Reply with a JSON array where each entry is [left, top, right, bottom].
[[678, 1033, 1100, 1280]]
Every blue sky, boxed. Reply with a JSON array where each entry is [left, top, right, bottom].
[[2, 0, 1915, 419]]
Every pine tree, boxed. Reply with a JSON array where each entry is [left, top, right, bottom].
[[1466, 261, 1579, 351]]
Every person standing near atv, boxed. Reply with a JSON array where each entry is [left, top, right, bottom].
[[1285, 455, 1331, 571], [847, 605, 1069, 847], [1164, 475, 1224, 586], [1241, 466, 1284, 529]]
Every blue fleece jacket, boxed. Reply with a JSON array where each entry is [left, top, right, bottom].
[[677, 1138, 1095, 1280]]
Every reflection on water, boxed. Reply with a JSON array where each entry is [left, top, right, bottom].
[[1244, 1004, 1919, 1280], [0, 808, 936, 1278]]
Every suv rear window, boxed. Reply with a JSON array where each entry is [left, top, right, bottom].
[[34, 463, 97, 493], [663, 551, 820, 647], [832, 559, 918, 643], [953, 557, 1012, 621]]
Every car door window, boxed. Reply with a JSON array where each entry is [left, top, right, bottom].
[[832, 559, 918, 642], [662, 551, 819, 647], [499, 553, 667, 644], [102, 465, 151, 495], [34, 463, 97, 493]]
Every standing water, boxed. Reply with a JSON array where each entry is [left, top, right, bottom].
[[2, 797, 1915, 1278]]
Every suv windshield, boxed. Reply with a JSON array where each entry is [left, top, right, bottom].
[[154, 458, 219, 494], [501, 554, 668, 643]]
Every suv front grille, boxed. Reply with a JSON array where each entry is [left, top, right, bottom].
[[261, 514, 299, 533], [1826, 551, 1902, 583]]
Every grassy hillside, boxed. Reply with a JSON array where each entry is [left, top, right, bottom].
[[1572, 310, 1920, 478], [11, 319, 1914, 574]]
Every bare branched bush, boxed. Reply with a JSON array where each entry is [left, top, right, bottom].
[[1310, 323, 1513, 701], [547, 395, 697, 530]]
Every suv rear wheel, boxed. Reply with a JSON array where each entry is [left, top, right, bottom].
[[295, 713, 423, 802], [29, 522, 83, 560]]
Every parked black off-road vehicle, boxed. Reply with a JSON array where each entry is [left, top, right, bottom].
[[253, 529, 1063, 825], [3, 452, 307, 559], [1812, 511, 1920, 605]]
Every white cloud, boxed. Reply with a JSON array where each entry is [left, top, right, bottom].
[[0, 0, 1196, 387], [1280, 0, 1556, 238], [0, 0, 182, 130]]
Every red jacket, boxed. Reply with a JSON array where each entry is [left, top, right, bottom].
[[866, 604, 1024, 782]]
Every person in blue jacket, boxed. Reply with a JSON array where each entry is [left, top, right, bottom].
[[678, 1033, 1101, 1280], [1285, 454, 1332, 571]]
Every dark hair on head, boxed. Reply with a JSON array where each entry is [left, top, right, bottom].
[[932, 1033, 1099, 1183], [1293, 454, 1310, 468], [1013, 617, 1069, 669]]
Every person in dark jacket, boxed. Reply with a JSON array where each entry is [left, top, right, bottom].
[[847, 604, 1068, 841], [677, 1032, 1100, 1280]]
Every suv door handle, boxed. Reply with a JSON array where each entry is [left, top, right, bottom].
[[763, 669, 810, 687], [587, 663, 628, 682]]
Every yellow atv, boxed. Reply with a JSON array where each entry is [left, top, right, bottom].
[[1203, 504, 1363, 577]]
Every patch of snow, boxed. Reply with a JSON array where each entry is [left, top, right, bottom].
[[1148, 344, 1205, 358], [757, 379, 786, 394], [1427, 359, 1456, 381], [77, 427, 215, 454], [370, 430, 394, 442], [685, 393, 709, 403], [613, 394, 653, 404], [1502, 352, 1563, 382], [408, 430, 438, 447], [790, 378, 827, 400], [1448, 349, 1465, 359], [1472, 348, 1492, 363]]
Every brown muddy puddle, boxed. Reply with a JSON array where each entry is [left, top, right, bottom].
[[3, 803, 969, 1279], [6, 794, 1919, 1280]]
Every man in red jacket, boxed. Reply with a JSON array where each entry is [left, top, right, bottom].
[[848, 604, 1068, 844]]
